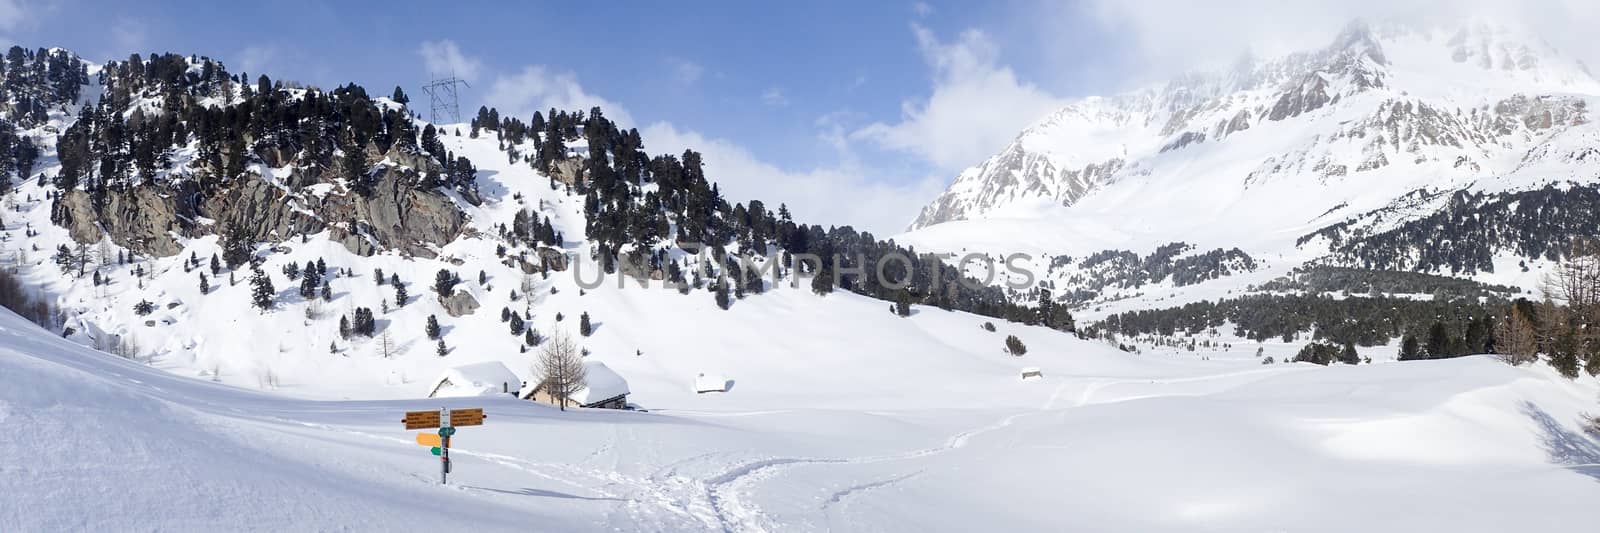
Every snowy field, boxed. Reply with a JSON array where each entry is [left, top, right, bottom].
[[1, 41, 1598, 530], [5, 304, 1598, 531]]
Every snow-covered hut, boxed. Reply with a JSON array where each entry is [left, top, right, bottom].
[[426, 362, 521, 398], [694, 372, 728, 393], [521, 360, 631, 409]]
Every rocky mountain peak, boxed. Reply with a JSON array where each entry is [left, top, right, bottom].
[[906, 18, 1600, 233]]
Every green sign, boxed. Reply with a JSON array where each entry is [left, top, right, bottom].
[[430, 446, 442, 456], [438, 427, 456, 437]]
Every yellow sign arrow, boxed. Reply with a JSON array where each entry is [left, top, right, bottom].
[[416, 432, 441, 447]]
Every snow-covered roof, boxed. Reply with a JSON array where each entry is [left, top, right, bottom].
[[428, 362, 521, 398], [694, 372, 727, 393], [571, 361, 629, 405]]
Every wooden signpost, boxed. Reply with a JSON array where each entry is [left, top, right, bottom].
[[450, 408, 485, 427], [403, 410, 441, 430], [402, 407, 487, 484]]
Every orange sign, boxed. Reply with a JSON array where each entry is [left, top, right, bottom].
[[416, 433, 442, 447], [403, 410, 441, 429], [449, 408, 486, 427]]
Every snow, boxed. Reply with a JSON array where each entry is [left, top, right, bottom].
[[889, 21, 1600, 337], [2, 34, 1598, 530], [696, 372, 729, 393], [571, 360, 628, 405], [5, 304, 1599, 531], [428, 361, 521, 398]]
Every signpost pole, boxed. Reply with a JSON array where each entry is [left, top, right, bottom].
[[404, 407, 481, 484], [440, 407, 451, 485]]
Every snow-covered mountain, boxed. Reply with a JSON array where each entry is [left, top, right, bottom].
[[898, 19, 1600, 322], [910, 20, 1600, 240], [1, 28, 1599, 532]]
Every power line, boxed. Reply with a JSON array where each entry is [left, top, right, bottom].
[[421, 73, 470, 124]]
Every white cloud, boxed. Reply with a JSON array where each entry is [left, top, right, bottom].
[[418, 40, 483, 82], [478, 60, 932, 233], [484, 65, 634, 126], [644, 122, 943, 236], [110, 19, 147, 55], [665, 57, 704, 86], [854, 24, 1067, 173], [760, 87, 788, 107], [233, 45, 278, 76], [913, 2, 933, 17], [433, 40, 939, 234]]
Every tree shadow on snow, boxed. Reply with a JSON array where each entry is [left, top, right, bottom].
[[465, 486, 625, 502], [1522, 401, 1600, 481]]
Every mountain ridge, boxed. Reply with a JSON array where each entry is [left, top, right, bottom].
[[908, 19, 1600, 233]]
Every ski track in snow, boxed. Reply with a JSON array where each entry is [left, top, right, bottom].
[[690, 367, 1298, 532], [252, 412, 715, 530]]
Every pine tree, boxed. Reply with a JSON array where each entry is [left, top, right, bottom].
[[221, 225, 252, 270], [210, 254, 221, 275], [425, 315, 441, 340], [1424, 322, 1454, 359], [524, 328, 540, 346], [1004, 335, 1027, 356], [436, 339, 448, 357], [374, 268, 384, 285], [321, 281, 332, 301], [715, 278, 731, 310], [1399, 335, 1421, 361], [199, 272, 209, 294], [580, 312, 593, 336], [509, 313, 524, 334], [394, 282, 407, 307], [339, 316, 351, 339], [810, 267, 834, 296], [299, 265, 320, 299], [249, 266, 275, 311], [1463, 315, 1489, 355], [433, 268, 457, 296], [1552, 327, 1582, 379], [1339, 342, 1360, 365]]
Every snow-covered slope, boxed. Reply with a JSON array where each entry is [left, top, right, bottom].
[[6, 302, 1599, 531], [907, 20, 1600, 253], [898, 19, 1600, 324]]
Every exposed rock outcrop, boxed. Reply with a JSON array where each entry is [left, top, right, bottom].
[[50, 183, 195, 256], [551, 158, 586, 187], [536, 246, 569, 271], [51, 147, 467, 258], [439, 289, 479, 317]]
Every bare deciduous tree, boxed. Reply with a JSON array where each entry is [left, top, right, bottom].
[[1494, 305, 1538, 365], [378, 329, 396, 359], [537, 331, 586, 411]]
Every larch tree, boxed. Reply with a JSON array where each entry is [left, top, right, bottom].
[[1494, 306, 1538, 365], [537, 332, 586, 411]]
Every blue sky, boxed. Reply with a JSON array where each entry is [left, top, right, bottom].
[[3, 0, 1592, 234]]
